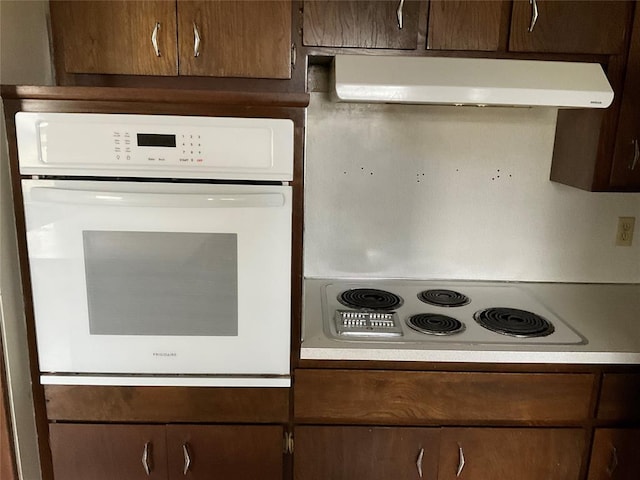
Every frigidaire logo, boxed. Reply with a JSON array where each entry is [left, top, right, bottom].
[[153, 352, 177, 357]]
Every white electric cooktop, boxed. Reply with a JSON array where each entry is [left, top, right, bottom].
[[319, 280, 585, 346]]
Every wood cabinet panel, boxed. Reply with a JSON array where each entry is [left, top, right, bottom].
[[609, 5, 640, 189], [439, 428, 585, 479], [44, 385, 289, 423], [302, 0, 420, 49], [50, 0, 178, 75], [294, 426, 439, 480], [509, 0, 632, 55], [588, 429, 640, 480], [166, 425, 283, 479], [49, 423, 168, 479], [427, 0, 509, 51], [597, 374, 640, 421], [294, 370, 594, 424], [177, 0, 291, 79]]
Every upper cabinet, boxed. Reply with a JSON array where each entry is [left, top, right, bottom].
[[550, 3, 640, 191], [427, 0, 509, 51], [177, 0, 291, 78], [51, 1, 179, 76], [50, 0, 292, 79], [609, 8, 640, 189], [509, 0, 633, 54], [302, 0, 420, 49]]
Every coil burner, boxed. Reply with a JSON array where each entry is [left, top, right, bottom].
[[338, 288, 403, 311], [473, 307, 555, 338], [406, 313, 466, 336], [418, 289, 470, 307]]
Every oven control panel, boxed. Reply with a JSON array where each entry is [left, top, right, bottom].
[[111, 130, 204, 165], [16, 112, 294, 181]]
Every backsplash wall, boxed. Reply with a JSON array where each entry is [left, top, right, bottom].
[[304, 93, 640, 283]]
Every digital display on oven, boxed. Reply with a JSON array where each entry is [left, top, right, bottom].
[[137, 133, 177, 148]]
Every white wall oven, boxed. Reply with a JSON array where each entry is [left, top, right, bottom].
[[16, 112, 294, 387]]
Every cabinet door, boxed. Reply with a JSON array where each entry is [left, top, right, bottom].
[[427, 1, 509, 51], [439, 428, 585, 480], [50, 0, 178, 75], [177, 0, 291, 79], [588, 429, 640, 480], [509, 0, 632, 54], [166, 425, 283, 479], [49, 423, 168, 480], [294, 426, 439, 480], [303, 0, 420, 49], [609, 6, 640, 189]]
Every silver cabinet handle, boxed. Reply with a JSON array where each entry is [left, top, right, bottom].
[[142, 442, 152, 476], [182, 443, 192, 475], [606, 445, 619, 476], [456, 444, 465, 477], [151, 22, 161, 57], [193, 22, 201, 57], [396, 0, 405, 29], [416, 447, 424, 478], [528, 0, 539, 32], [631, 138, 639, 171]]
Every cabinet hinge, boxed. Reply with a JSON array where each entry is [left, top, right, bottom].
[[283, 431, 294, 454], [291, 44, 297, 69]]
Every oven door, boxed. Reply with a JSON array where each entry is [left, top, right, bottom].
[[21, 179, 291, 386]]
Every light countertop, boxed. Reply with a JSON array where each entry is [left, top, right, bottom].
[[301, 279, 640, 364]]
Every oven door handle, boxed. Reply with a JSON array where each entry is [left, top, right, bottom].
[[29, 187, 286, 208]]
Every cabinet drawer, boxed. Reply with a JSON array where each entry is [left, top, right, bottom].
[[294, 369, 594, 424], [45, 385, 289, 423], [597, 374, 640, 421]]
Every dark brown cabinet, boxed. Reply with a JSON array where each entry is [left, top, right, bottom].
[[50, 424, 169, 479], [597, 374, 640, 422], [49, 423, 284, 480], [509, 0, 632, 55], [166, 425, 284, 479], [294, 369, 594, 424], [608, 6, 640, 189], [427, 0, 509, 51], [50, 1, 179, 76], [294, 369, 593, 479], [176, 0, 291, 79], [294, 426, 439, 480], [293, 426, 585, 480], [439, 428, 585, 480], [587, 429, 640, 480], [50, 0, 292, 79], [302, 0, 420, 49], [550, 3, 640, 191]]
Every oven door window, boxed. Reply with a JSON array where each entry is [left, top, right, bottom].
[[83, 231, 238, 336]]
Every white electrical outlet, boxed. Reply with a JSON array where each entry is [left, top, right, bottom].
[[616, 217, 636, 246]]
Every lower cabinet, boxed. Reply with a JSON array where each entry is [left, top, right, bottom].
[[49, 423, 284, 480], [294, 426, 439, 480], [587, 429, 640, 480], [294, 426, 586, 480], [439, 428, 585, 479]]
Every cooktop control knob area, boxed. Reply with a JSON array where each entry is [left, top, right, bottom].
[[334, 311, 403, 337]]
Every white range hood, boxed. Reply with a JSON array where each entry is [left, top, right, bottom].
[[333, 55, 614, 108]]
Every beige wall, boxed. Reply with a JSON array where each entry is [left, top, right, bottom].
[[0, 1, 53, 479]]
